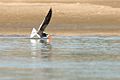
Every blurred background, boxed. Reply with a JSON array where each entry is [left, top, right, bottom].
[[0, 0, 120, 35]]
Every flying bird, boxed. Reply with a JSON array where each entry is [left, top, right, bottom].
[[30, 8, 52, 39]]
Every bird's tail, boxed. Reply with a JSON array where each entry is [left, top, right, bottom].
[[30, 28, 40, 38]]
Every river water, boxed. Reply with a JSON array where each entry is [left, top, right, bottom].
[[0, 35, 120, 80]]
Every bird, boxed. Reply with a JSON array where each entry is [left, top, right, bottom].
[[30, 8, 52, 39]]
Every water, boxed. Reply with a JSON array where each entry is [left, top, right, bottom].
[[0, 35, 120, 80]]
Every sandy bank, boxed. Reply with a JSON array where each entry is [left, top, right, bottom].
[[0, 3, 119, 35]]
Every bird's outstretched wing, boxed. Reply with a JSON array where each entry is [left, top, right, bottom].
[[37, 8, 52, 36]]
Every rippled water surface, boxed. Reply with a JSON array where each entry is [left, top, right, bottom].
[[0, 35, 120, 80]]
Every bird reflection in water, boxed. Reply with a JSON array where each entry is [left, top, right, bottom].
[[30, 38, 52, 61], [30, 39, 52, 80]]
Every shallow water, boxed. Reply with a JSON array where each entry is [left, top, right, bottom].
[[0, 35, 120, 80]]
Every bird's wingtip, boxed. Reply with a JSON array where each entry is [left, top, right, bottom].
[[50, 7, 52, 10]]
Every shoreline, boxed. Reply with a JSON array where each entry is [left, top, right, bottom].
[[0, 31, 120, 36]]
